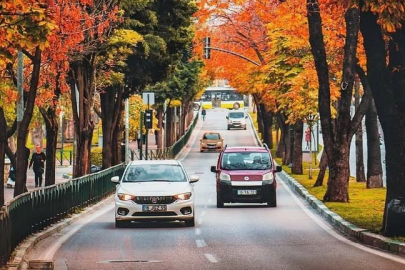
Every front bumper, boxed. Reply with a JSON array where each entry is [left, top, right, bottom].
[[115, 197, 195, 222], [200, 144, 223, 151], [228, 123, 246, 129], [218, 180, 276, 203]]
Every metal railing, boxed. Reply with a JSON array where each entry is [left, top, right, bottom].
[[0, 164, 125, 267], [0, 112, 199, 267]]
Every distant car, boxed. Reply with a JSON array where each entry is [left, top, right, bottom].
[[227, 110, 247, 130], [200, 132, 224, 152], [111, 160, 199, 228], [211, 144, 282, 208]]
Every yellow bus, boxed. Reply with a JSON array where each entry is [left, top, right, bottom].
[[199, 86, 245, 110]]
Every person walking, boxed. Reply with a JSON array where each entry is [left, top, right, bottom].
[[29, 145, 46, 187], [201, 107, 206, 121]]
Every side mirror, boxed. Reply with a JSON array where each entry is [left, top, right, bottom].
[[210, 166, 218, 173], [245, 115, 248, 118], [226, 116, 229, 119], [275, 166, 282, 173], [189, 175, 199, 183], [111, 176, 120, 183]]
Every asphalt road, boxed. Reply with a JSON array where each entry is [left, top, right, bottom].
[[25, 108, 405, 270]]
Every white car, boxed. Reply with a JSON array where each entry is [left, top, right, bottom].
[[111, 160, 199, 228]]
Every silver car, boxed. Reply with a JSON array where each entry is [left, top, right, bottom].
[[111, 160, 199, 228]]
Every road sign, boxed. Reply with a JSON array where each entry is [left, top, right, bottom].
[[143, 92, 155, 105]]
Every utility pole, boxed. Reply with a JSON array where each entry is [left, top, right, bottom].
[[125, 98, 129, 163]]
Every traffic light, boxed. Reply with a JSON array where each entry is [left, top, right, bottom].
[[144, 109, 153, 129], [204, 37, 211, 59]]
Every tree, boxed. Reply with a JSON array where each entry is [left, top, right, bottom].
[[359, 0, 405, 235]]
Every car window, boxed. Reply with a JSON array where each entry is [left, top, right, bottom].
[[229, 112, 244, 118], [203, 133, 220, 140], [221, 152, 271, 170], [123, 164, 186, 182]]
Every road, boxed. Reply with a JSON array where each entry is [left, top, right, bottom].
[[24, 108, 405, 270]]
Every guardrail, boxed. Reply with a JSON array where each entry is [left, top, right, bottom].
[[0, 164, 125, 267], [130, 111, 199, 160]]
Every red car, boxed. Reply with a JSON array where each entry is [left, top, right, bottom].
[[210, 145, 282, 208]]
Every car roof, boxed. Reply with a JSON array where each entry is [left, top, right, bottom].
[[223, 146, 268, 153], [128, 160, 180, 166], [203, 131, 221, 135]]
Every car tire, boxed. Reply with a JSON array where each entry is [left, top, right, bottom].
[[267, 192, 277, 207], [227, 126, 230, 130], [185, 217, 195, 227], [216, 192, 224, 208], [200, 149, 204, 152], [115, 219, 130, 228], [244, 126, 247, 130]]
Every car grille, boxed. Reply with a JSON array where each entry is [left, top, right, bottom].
[[133, 212, 177, 216], [133, 196, 176, 204], [207, 143, 217, 147]]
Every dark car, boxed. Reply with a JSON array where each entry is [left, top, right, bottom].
[[210, 144, 282, 208]]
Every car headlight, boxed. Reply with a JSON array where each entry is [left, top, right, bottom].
[[117, 193, 136, 201], [228, 120, 232, 124], [217, 142, 222, 145], [220, 172, 231, 182], [175, 192, 192, 200], [262, 172, 274, 184], [201, 142, 206, 146]]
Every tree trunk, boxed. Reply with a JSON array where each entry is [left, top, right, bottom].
[[292, 120, 303, 174], [14, 47, 42, 197], [70, 58, 96, 178], [40, 107, 58, 186], [354, 76, 366, 182], [157, 105, 163, 149], [165, 107, 173, 147], [253, 94, 264, 137], [276, 113, 286, 159], [260, 104, 273, 147], [0, 108, 6, 206], [324, 145, 351, 202], [360, 3, 405, 235], [314, 151, 328, 187], [365, 99, 383, 188], [100, 85, 124, 168]]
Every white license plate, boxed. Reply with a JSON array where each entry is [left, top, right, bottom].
[[142, 205, 167, 212], [208, 145, 216, 148], [237, 190, 257, 195]]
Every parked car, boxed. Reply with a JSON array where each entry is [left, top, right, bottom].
[[200, 132, 224, 152], [226, 110, 247, 130], [210, 144, 282, 208], [111, 160, 199, 228]]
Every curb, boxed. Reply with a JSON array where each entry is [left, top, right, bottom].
[[6, 195, 114, 270], [278, 171, 405, 257]]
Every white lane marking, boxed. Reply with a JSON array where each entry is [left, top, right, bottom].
[[39, 204, 115, 260], [280, 180, 405, 264], [195, 228, 202, 235], [198, 217, 204, 225], [205, 253, 218, 263], [196, 239, 207, 247]]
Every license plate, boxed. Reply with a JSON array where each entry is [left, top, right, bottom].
[[208, 145, 216, 148], [142, 205, 167, 212], [237, 190, 257, 195]]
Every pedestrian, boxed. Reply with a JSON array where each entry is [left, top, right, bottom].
[[201, 107, 206, 121], [305, 127, 311, 150], [29, 145, 46, 187]]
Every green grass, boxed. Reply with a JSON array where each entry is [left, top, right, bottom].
[[249, 112, 388, 235]]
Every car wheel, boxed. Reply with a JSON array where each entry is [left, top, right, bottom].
[[115, 219, 130, 228], [267, 192, 277, 207], [216, 192, 224, 208], [244, 126, 247, 130], [200, 149, 204, 152], [227, 126, 230, 130], [184, 217, 195, 227]]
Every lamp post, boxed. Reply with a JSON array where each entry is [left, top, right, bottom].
[[59, 108, 64, 162]]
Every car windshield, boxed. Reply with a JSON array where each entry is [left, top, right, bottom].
[[221, 152, 272, 170], [203, 133, 220, 140], [229, 112, 244, 118], [122, 164, 186, 182]]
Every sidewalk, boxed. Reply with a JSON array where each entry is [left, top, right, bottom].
[[3, 133, 159, 205]]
